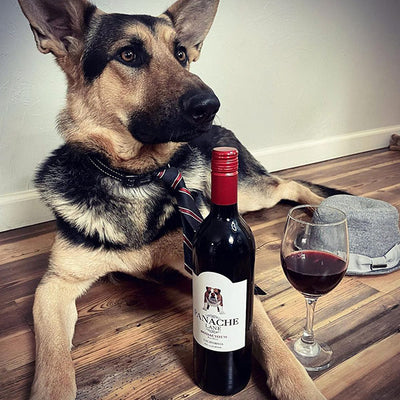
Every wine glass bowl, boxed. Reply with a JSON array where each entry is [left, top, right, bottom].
[[280, 205, 349, 371]]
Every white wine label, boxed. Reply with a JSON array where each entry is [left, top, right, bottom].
[[192, 271, 247, 352]]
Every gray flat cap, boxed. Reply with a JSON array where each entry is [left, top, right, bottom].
[[321, 195, 400, 275]]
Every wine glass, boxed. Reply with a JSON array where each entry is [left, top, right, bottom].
[[280, 204, 349, 371]]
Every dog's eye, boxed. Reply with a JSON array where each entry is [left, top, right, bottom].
[[120, 49, 136, 63], [175, 46, 188, 65], [115, 43, 150, 69]]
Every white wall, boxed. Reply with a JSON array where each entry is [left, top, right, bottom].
[[1, 0, 400, 231]]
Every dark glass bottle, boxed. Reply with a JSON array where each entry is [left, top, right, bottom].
[[192, 147, 255, 395]]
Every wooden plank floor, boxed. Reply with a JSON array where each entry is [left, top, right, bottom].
[[0, 148, 399, 400]]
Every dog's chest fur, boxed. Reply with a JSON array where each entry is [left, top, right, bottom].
[[35, 144, 210, 250]]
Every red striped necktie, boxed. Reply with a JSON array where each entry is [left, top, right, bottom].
[[157, 166, 203, 274]]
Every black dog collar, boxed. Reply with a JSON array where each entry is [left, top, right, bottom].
[[89, 156, 160, 187]]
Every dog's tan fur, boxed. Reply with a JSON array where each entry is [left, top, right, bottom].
[[18, 0, 327, 399]]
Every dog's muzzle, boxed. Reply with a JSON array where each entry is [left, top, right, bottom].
[[127, 89, 221, 144], [181, 91, 220, 126]]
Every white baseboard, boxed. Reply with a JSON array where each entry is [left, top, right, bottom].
[[0, 190, 54, 232], [0, 125, 398, 232], [251, 125, 399, 172]]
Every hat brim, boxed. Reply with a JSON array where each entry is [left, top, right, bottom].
[[346, 242, 400, 276]]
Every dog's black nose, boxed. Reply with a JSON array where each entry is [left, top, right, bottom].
[[182, 91, 220, 125]]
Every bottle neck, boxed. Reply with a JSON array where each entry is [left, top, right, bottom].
[[210, 202, 239, 218], [211, 171, 238, 216]]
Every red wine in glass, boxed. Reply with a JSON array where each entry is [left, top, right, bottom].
[[280, 204, 349, 371], [281, 250, 347, 296]]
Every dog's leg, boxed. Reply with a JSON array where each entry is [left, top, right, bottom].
[[30, 234, 114, 400], [253, 297, 326, 400], [238, 174, 324, 213], [31, 271, 96, 400]]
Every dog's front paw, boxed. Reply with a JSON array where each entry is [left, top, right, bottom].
[[30, 366, 76, 400], [31, 381, 76, 400], [266, 360, 326, 400]]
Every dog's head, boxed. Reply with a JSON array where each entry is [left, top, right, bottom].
[[207, 288, 221, 302], [18, 0, 220, 170]]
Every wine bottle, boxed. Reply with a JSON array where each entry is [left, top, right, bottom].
[[192, 147, 255, 395]]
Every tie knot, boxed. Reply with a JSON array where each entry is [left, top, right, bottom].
[[157, 166, 185, 190]]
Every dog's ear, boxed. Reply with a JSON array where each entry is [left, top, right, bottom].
[[164, 0, 219, 62], [18, 0, 99, 58]]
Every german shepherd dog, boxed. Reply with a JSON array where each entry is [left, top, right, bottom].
[[18, 0, 332, 399]]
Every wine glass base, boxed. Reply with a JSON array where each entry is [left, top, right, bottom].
[[286, 337, 332, 372]]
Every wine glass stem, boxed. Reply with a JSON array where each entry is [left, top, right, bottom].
[[302, 296, 318, 345]]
